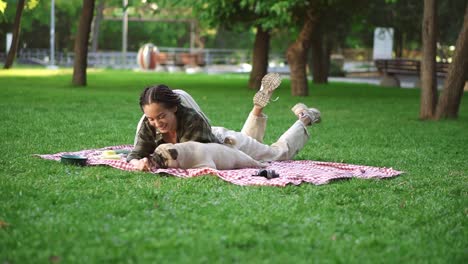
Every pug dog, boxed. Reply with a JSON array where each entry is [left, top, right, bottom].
[[152, 141, 266, 170]]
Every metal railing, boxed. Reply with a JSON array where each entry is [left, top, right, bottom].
[[2, 48, 286, 69]]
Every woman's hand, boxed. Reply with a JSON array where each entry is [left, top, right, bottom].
[[129, 158, 151, 171]]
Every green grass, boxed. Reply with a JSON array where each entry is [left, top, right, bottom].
[[0, 69, 467, 263]]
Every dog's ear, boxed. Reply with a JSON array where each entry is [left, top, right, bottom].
[[168, 148, 178, 160]]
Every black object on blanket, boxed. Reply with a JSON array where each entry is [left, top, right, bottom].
[[253, 169, 279, 179], [60, 155, 88, 166]]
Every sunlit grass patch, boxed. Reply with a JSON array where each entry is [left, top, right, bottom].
[[0, 67, 103, 77]]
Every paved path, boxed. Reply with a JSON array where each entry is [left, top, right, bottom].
[[329, 75, 446, 89]]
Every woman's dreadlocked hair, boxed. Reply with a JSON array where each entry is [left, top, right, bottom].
[[139, 84, 181, 110]]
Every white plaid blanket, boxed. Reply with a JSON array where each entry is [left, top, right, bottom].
[[37, 145, 403, 187]]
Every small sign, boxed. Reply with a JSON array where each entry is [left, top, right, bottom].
[[6, 33, 12, 53], [373, 27, 394, 60]]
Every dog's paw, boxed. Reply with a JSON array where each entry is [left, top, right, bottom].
[[223, 137, 237, 146]]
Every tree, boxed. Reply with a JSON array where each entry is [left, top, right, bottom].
[[0, 1, 86, 54], [0, 1, 6, 13], [248, 26, 270, 89], [90, 0, 104, 52], [435, 3, 468, 119], [308, 0, 369, 84], [420, 0, 438, 119], [189, 0, 354, 95], [345, 1, 423, 55], [3, 0, 25, 69], [72, 0, 95, 86], [310, 20, 330, 84], [286, 1, 318, 96], [189, 0, 326, 92], [188, 0, 278, 90], [0, 0, 198, 52]]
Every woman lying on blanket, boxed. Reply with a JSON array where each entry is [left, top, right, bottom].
[[127, 73, 321, 171]]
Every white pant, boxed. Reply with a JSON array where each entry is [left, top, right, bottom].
[[212, 112, 310, 162]]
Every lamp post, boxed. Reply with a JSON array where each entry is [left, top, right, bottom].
[[122, 0, 128, 66], [48, 0, 58, 69]]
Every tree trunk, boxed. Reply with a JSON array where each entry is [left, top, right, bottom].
[[286, 5, 319, 96], [395, 28, 403, 58], [420, 0, 438, 119], [323, 36, 331, 79], [3, 0, 25, 69], [435, 3, 468, 119], [72, 0, 96, 86], [311, 29, 330, 84], [91, 0, 104, 52], [248, 26, 270, 90]]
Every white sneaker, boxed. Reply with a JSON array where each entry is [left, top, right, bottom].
[[291, 103, 321, 126], [253, 73, 282, 108]]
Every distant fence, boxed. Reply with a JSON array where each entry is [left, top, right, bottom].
[[0, 48, 286, 69]]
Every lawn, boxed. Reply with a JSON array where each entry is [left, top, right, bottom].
[[0, 68, 467, 263]]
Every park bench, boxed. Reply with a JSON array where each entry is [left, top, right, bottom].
[[136, 44, 204, 69], [375, 59, 449, 77], [153, 52, 169, 65], [374, 59, 450, 87], [176, 53, 205, 67], [152, 52, 205, 67]]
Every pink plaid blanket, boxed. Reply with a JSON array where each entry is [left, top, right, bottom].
[[37, 145, 403, 187]]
